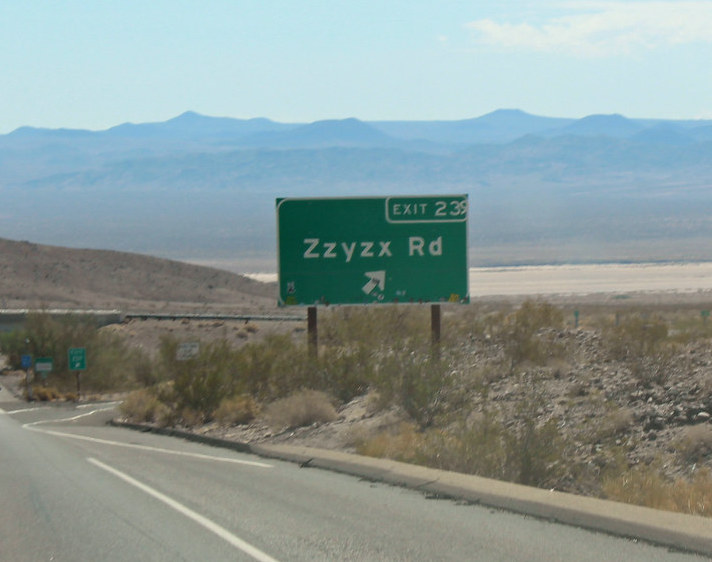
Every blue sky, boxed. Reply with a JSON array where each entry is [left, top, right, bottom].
[[2, 0, 712, 133]]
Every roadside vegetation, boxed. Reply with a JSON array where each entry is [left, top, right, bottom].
[[0, 311, 150, 400], [2, 302, 712, 517]]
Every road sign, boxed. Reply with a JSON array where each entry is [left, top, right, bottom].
[[68, 347, 87, 371], [21, 354, 32, 369], [176, 342, 200, 361], [276, 195, 469, 306], [35, 357, 53, 373]]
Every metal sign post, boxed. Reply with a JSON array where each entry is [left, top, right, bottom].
[[21, 354, 32, 400], [307, 306, 318, 359], [431, 304, 441, 358], [68, 347, 87, 400]]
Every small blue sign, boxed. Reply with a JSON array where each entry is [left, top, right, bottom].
[[21, 354, 32, 369]]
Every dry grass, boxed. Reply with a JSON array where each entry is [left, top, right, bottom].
[[603, 465, 712, 517], [676, 425, 712, 463], [31, 385, 62, 401], [119, 388, 172, 426], [263, 390, 337, 430], [214, 394, 260, 426], [354, 423, 425, 461]]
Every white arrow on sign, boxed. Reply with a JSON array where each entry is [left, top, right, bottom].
[[362, 270, 386, 295]]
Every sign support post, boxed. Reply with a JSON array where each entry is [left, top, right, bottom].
[[21, 353, 32, 401], [68, 347, 87, 401], [431, 304, 441, 358], [307, 306, 318, 359]]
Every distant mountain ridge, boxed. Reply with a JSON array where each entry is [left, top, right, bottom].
[[6, 108, 712, 148], [2, 109, 712, 266]]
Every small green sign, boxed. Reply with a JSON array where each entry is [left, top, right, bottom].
[[35, 357, 53, 378], [68, 347, 87, 371], [277, 195, 469, 306]]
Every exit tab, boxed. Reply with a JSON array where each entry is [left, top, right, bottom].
[[386, 195, 468, 223]]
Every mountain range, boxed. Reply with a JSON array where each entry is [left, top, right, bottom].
[[2, 109, 712, 267]]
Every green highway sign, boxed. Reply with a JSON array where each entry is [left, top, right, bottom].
[[35, 357, 54, 377], [68, 347, 87, 371], [276, 195, 469, 306]]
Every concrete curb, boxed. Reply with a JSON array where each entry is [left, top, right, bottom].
[[112, 420, 712, 557], [109, 420, 252, 453]]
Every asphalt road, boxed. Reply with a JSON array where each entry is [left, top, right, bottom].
[[0, 396, 708, 561]]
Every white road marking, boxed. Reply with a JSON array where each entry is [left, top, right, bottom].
[[21, 408, 272, 468], [88, 458, 280, 562], [6, 401, 119, 416], [77, 400, 121, 409], [22, 405, 117, 426], [34, 428, 272, 467], [4, 406, 45, 414]]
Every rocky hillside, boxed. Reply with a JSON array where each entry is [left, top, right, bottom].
[[0, 238, 276, 312]]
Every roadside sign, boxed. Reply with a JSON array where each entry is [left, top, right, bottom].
[[68, 347, 87, 371], [276, 195, 469, 306], [21, 354, 32, 369], [35, 357, 53, 379], [176, 342, 200, 361]]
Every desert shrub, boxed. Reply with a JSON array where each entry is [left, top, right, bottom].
[[354, 422, 426, 462], [167, 339, 239, 420], [214, 394, 260, 426], [443, 304, 492, 344], [179, 406, 204, 427], [601, 313, 679, 385], [489, 300, 564, 371], [507, 415, 564, 487], [0, 312, 93, 377], [603, 464, 712, 517], [670, 468, 712, 517], [0, 312, 151, 393], [666, 310, 712, 344], [603, 313, 669, 361], [0, 328, 33, 369], [132, 351, 159, 387], [120, 388, 172, 425], [320, 306, 430, 349], [232, 333, 372, 404], [233, 334, 310, 400], [311, 345, 373, 403], [32, 385, 61, 401], [603, 462, 675, 511], [263, 389, 337, 430], [356, 402, 567, 489], [418, 413, 511, 478], [369, 347, 451, 428], [676, 425, 712, 463], [594, 406, 635, 441], [84, 330, 151, 392]]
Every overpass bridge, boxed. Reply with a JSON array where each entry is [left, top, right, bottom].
[[0, 309, 303, 332]]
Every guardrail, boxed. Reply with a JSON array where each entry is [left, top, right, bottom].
[[0, 309, 304, 332], [123, 312, 304, 322]]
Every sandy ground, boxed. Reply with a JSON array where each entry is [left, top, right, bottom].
[[467, 263, 712, 297], [220, 261, 712, 301]]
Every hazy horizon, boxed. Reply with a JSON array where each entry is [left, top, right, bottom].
[[4, 1, 712, 133]]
